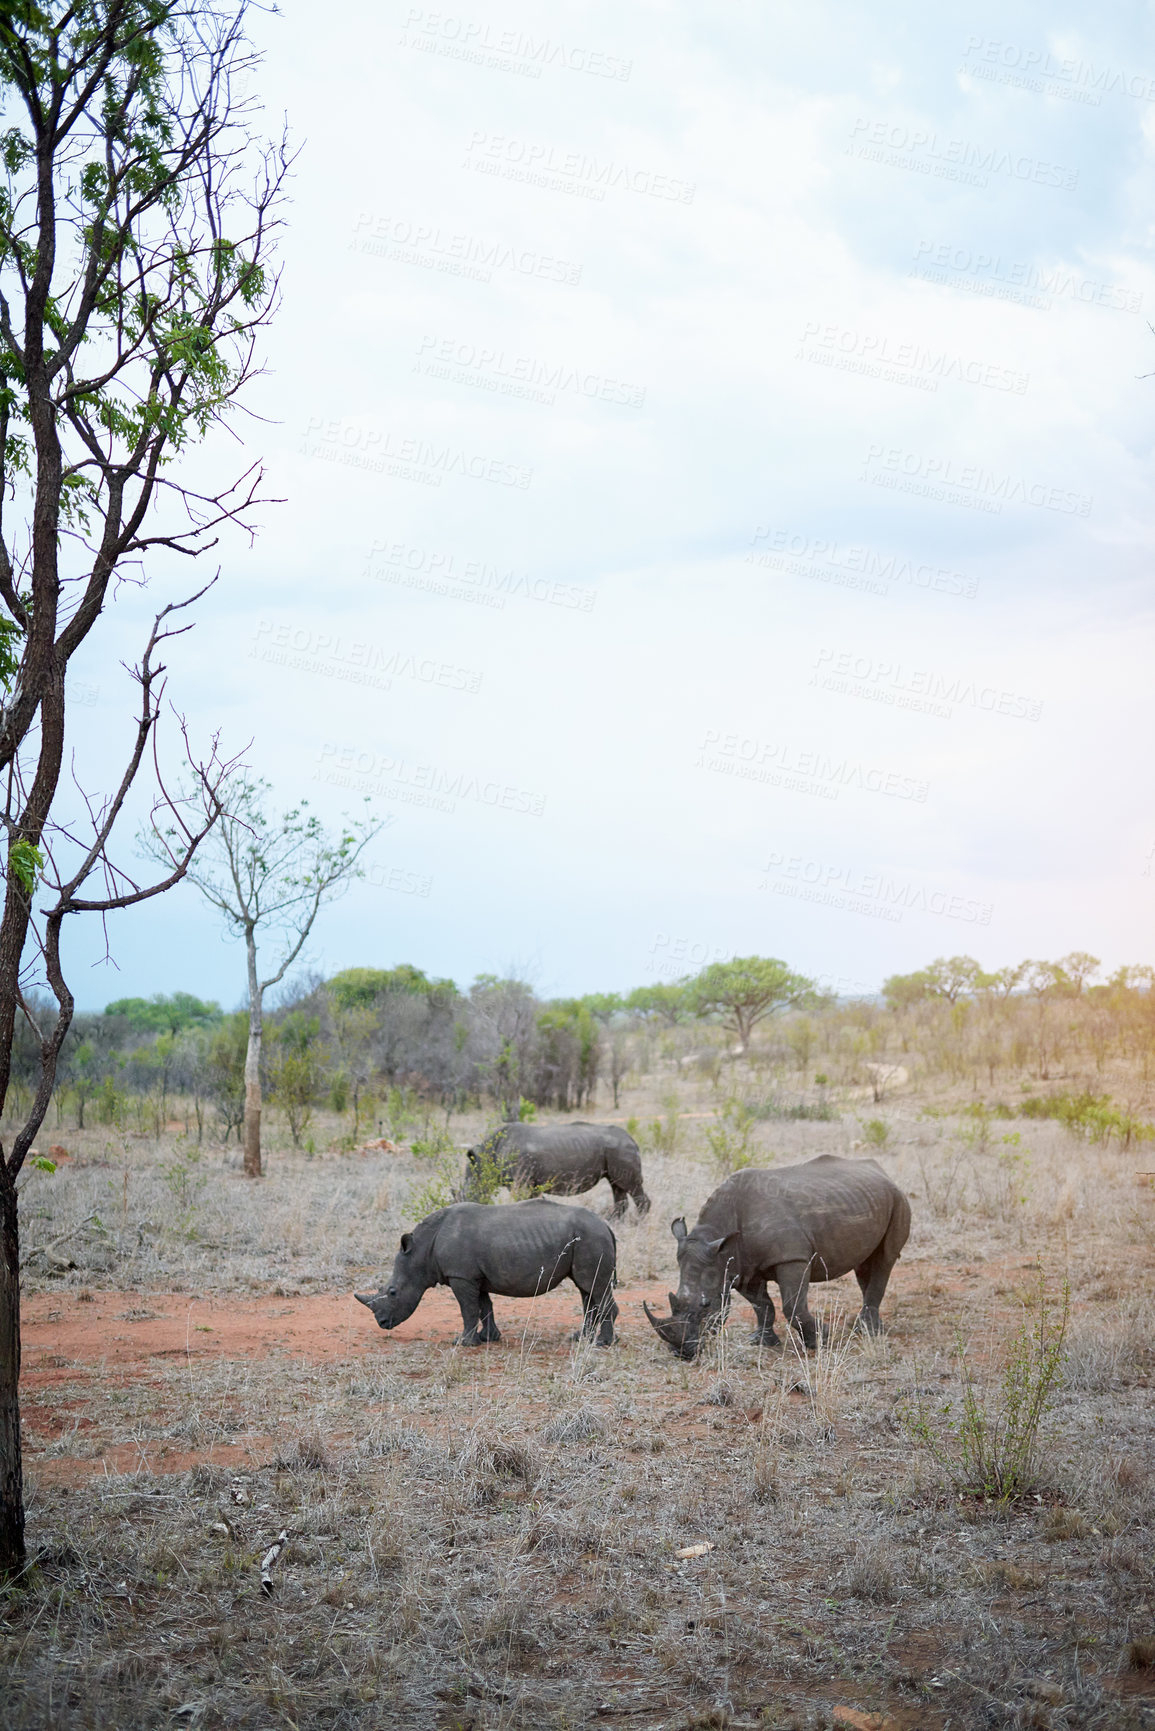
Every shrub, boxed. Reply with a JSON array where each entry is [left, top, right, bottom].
[[747, 1095, 838, 1122], [900, 1265, 1069, 1502], [1019, 1091, 1153, 1147], [705, 1098, 757, 1175], [861, 1118, 890, 1148]]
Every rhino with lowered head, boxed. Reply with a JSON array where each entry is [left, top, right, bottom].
[[461, 1121, 650, 1220], [644, 1155, 910, 1359], [355, 1198, 618, 1346]]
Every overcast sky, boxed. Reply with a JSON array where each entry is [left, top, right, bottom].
[[61, 0, 1155, 1010]]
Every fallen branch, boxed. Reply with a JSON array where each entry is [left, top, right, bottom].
[[20, 1212, 98, 1272], [260, 1529, 289, 1596]]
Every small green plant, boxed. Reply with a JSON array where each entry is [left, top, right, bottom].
[[94, 1074, 127, 1127], [328, 1071, 350, 1113], [747, 1096, 838, 1122], [405, 1169, 456, 1221], [516, 1096, 537, 1122], [625, 1115, 640, 1143], [861, 1118, 890, 1149], [1018, 1090, 1152, 1146], [383, 1085, 419, 1143], [814, 1073, 828, 1087], [899, 1264, 1069, 1503], [705, 1098, 757, 1175], [411, 1126, 457, 1160], [642, 1110, 679, 1155], [161, 1144, 206, 1233]]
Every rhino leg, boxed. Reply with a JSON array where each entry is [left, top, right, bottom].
[[575, 1272, 618, 1347], [736, 1277, 780, 1347], [477, 1286, 502, 1344], [631, 1187, 652, 1217], [853, 1246, 893, 1335], [777, 1262, 820, 1350], [450, 1277, 500, 1346], [607, 1183, 630, 1221]]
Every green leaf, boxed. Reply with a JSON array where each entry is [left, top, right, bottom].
[[8, 837, 43, 892]]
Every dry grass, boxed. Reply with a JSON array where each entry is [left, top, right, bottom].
[[5, 1057, 1155, 1728]]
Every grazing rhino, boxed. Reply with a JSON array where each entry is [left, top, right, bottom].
[[355, 1199, 618, 1346], [644, 1155, 910, 1359], [461, 1120, 650, 1220]]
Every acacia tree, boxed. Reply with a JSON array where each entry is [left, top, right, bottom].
[[175, 777, 381, 1176], [687, 955, 814, 1052], [0, 1, 287, 1573]]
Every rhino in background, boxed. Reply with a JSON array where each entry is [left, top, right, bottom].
[[355, 1198, 618, 1346], [461, 1120, 650, 1219], [644, 1155, 911, 1360]]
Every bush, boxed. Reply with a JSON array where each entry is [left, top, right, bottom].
[[899, 1265, 1069, 1502], [705, 1098, 757, 1175], [1019, 1091, 1152, 1146], [747, 1095, 838, 1122], [861, 1118, 890, 1148], [411, 1126, 457, 1160]]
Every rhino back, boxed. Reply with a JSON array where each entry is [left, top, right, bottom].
[[432, 1200, 611, 1297], [506, 1124, 616, 1189], [701, 1156, 904, 1279]]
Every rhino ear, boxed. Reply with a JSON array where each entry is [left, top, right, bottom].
[[705, 1231, 739, 1257], [671, 1217, 687, 1243], [400, 1232, 413, 1254]]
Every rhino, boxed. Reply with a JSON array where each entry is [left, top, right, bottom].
[[355, 1199, 619, 1346], [644, 1155, 911, 1359], [461, 1120, 650, 1220]]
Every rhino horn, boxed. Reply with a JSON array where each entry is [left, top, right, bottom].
[[354, 1292, 377, 1308], [643, 1300, 699, 1359]]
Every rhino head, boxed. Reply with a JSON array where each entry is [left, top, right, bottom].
[[459, 1131, 513, 1201], [644, 1217, 738, 1359], [354, 1230, 427, 1330]]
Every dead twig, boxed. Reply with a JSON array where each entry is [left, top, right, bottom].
[[259, 1529, 288, 1596], [19, 1211, 98, 1271]]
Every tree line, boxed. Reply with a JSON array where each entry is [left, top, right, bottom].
[[18, 950, 1155, 1151]]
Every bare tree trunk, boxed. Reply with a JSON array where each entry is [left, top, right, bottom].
[[244, 931, 263, 1179], [0, 1163, 23, 1571]]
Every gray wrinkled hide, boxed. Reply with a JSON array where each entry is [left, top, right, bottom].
[[355, 1198, 619, 1346], [645, 1155, 911, 1359], [462, 1121, 650, 1219]]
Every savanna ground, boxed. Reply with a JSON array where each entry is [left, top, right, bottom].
[[4, 1051, 1155, 1731]]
